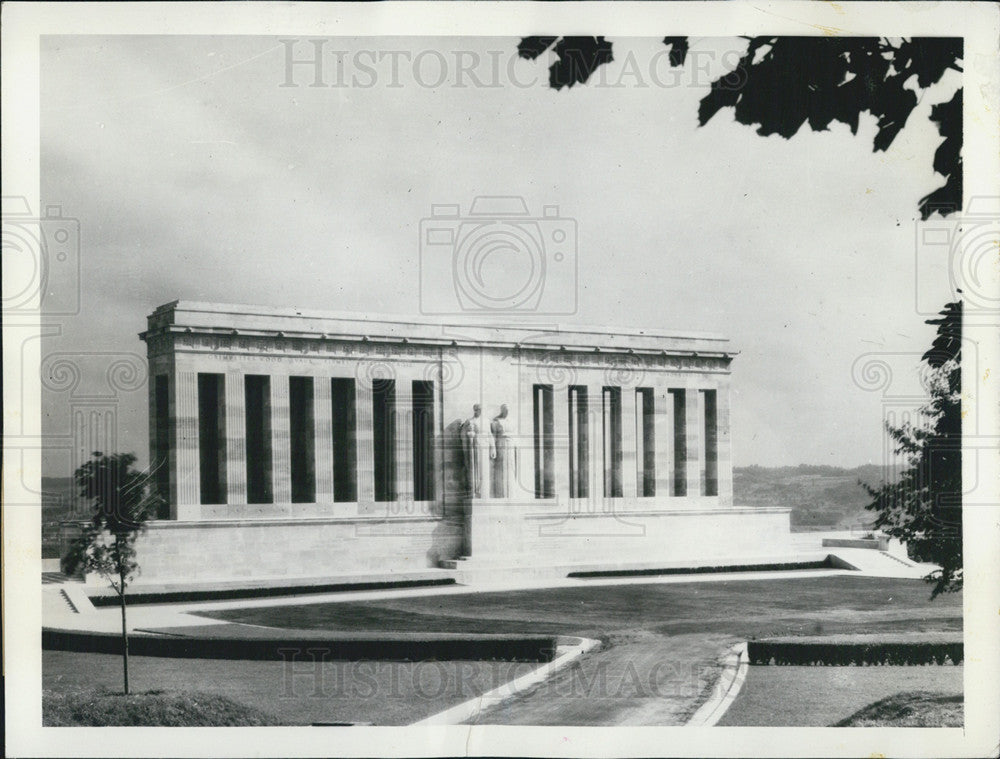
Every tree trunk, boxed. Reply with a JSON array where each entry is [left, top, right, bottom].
[[119, 573, 129, 695]]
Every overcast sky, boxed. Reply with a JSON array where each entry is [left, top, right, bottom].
[[39, 35, 962, 475]]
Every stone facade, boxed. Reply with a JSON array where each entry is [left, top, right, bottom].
[[126, 300, 792, 583]]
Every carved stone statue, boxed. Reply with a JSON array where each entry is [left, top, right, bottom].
[[490, 404, 514, 498], [460, 404, 485, 498]]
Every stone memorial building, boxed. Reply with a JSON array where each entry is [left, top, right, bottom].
[[130, 300, 793, 583]]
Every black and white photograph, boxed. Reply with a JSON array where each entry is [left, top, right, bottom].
[[3, 2, 999, 757]]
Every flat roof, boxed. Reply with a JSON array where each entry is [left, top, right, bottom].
[[143, 300, 736, 357]]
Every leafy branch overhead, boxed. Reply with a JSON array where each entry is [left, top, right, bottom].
[[517, 36, 614, 90], [518, 36, 963, 218]]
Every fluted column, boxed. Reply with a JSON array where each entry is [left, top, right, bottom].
[[587, 384, 603, 503], [314, 378, 334, 502], [395, 379, 414, 503], [685, 388, 703, 497], [622, 387, 638, 499], [355, 378, 375, 503], [224, 371, 247, 505], [271, 375, 292, 504], [147, 373, 158, 500], [716, 383, 733, 505], [552, 386, 571, 502], [432, 375, 444, 510], [174, 371, 200, 519], [524, 381, 539, 499], [654, 383, 673, 498]]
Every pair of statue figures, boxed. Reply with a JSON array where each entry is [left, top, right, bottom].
[[460, 403, 513, 498]]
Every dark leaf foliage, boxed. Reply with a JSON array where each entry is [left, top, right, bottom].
[[699, 38, 956, 141], [662, 36, 689, 67], [923, 296, 962, 369], [517, 37, 559, 61], [520, 35, 963, 217], [62, 451, 165, 593], [697, 36, 963, 218], [919, 88, 963, 220], [863, 299, 963, 598], [517, 36, 614, 90]]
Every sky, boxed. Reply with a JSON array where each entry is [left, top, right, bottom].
[[38, 34, 962, 477]]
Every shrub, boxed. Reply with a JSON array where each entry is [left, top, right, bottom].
[[747, 639, 963, 666]]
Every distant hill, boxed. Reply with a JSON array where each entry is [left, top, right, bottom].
[[41, 477, 79, 559], [734, 464, 902, 532]]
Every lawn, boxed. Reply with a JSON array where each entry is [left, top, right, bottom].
[[43, 650, 539, 725], [717, 667, 963, 727], [203, 575, 962, 641], [197, 575, 961, 726]]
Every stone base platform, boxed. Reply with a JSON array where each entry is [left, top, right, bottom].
[[62, 502, 797, 588], [460, 500, 795, 568], [62, 514, 464, 586]]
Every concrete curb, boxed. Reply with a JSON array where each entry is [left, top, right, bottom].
[[686, 642, 749, 727], [410, 636, 602, 725]]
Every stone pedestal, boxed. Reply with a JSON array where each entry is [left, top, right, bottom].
[[463, 498, 527, 562]]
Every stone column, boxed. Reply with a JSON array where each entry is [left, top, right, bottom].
[[587, 383, 603, 503], [355, 378, 375, 503], [520, 380, 538, 498], [224, 370, 247, 505], [271, 375, 292, 504], [685, 388, 703, 497], [432, 373, 444, 511], [314, 377, 334, 502], [552, 386, 571, 502], [173, 370, 200, 519], [621, 387, 638, 499], [147, 372, 158, 501], [395, 378, 414, 503], [653, 382, 673, 498], [716, 382, 734, 505]]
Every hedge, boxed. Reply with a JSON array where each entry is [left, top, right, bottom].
[[747, 639, 962, 666], [569, 557, 836, 579], [42, 628, 559, 662]]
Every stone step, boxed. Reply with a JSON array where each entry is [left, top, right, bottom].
[[442, 553, 836, 586], [60, 588, 79, 613]]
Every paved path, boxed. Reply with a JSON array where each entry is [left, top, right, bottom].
[[42, 536, 945, 727], [467, 631, 735, 725]]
